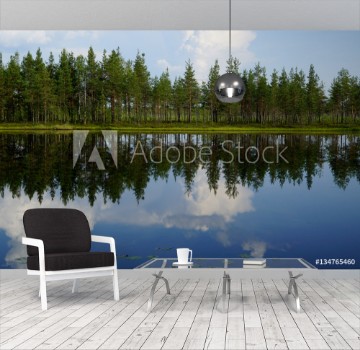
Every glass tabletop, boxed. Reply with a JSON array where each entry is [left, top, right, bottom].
[[136, 258, 316, 269]]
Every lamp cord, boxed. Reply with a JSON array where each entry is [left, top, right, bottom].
[[229, 0, 231, 62]]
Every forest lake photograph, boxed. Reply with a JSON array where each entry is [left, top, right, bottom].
[[0, 30, 359, 271], [0, 29, 359, 350]]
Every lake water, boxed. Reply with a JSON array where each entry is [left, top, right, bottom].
[[0, 132, 359, 269]]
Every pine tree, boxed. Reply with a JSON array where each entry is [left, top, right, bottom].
[[103, 49, 125, 123], [5, 53, 23, 122], [122, 60, 134, 121], [74, 55, 87, 123], [183, 60, 198, 123], [269, 70, 279, 124], [306, 64, 322, 124], [207, 60, 220, 122], [158, 69, 172, 121], [338, 69, 351, 123], [226, 56, 240, 74], [86, 47, 100, 122], [0, 54, 5, 121], [47, 52, 57, 80], [288, 68, 306, 123], [329, 78, 342, 123], [241, 69, 256, 122], [200, 81, 209, 123], [278, 68, 290, 124], [21, 52, 36, 121], [254, 63, 268, 124], [133, 52, 151, 122], [329, 69, 352, 123], [349, 76, 360, 123], [151, 76, 160, 120], [34, 49, 53, 122], [57, 49, 74, 122], [173, 77, 186, 122], [316, 82, 326, 123]]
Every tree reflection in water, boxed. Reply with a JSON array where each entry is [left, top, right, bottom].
[[0, 133, 359, 205]]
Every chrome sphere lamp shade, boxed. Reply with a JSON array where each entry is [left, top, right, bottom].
[[215, 72, 246, 103]]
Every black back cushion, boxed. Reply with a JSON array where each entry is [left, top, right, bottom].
[[23, 209, 91, 256]]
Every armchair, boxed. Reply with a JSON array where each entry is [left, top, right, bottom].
[[22, 208, 119, 310]]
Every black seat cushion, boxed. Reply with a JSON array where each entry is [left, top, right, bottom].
[[27, 252, 114, 271], [23, 208, 91, 256]]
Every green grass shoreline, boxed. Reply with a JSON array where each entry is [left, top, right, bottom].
[[0, 123, 359, 134]]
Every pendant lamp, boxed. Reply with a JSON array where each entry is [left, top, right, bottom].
[[215, 0, 246, 103]]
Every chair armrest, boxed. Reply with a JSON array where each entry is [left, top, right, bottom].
[[22, 237, 45, 251], [91, 235, 117, 268], [91, 235, 116, 253], [22, 237, 45, 272]]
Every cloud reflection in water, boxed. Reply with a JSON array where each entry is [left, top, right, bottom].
[[0, 169, 255, 267]]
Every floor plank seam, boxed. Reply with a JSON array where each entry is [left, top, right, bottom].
[[174, 279, 210, 350], [295, 279, 352, 350], [261, 279, 288, 350], [154, 279, 200, 350], [49, 278, 150, 350], [94, 278, 181, 350], [124, 279, 190, 349], [306, 279, 360, 334], [58, 277, 168, 350], [2, 278, 133, 349]]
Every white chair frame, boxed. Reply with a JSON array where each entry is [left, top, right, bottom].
[[22, 235, 120, 310]]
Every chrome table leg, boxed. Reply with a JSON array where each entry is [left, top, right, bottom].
[[222, 272, 231, 295], [220, 271, 231, 313], [147, 271, 170, 312], [288, 271, 303, 312]]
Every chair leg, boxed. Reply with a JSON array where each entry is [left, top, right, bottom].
[[39, 275, 47, 311], [72, 279, 78, 293], [113, 268, 120, 301]]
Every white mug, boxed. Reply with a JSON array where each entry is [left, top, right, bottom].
[[176, 248, 192, 264]]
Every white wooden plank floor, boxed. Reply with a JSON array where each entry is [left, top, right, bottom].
[[0, 276, 359, 350]]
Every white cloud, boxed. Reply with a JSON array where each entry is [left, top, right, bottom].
[[185, 171, 254, 222], [157, 59, 183, 75], [216, 231, 231, 247], [98, 169, 254, 230], [63, 31, 100, 41], [0, 31, 53, 47], [101, 169, 254, 234], [163, 214, 226, 232], [242, 241, 267, 258], [181, 30, 256, 82]]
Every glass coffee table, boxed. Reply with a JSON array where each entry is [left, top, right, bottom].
[[137, 258, 316, 312]]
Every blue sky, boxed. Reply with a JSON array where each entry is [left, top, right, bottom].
[[0, 30, 359, 91]]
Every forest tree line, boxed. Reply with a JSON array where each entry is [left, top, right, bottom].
[[0, 47, 359, 125]]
